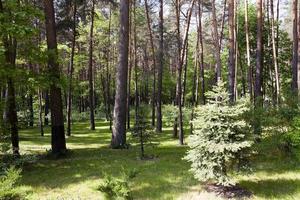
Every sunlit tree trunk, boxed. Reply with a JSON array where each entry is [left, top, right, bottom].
[[112, 0, 130, 148], [292, 0, 298, 93]]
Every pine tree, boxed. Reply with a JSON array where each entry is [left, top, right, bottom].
[[184, 81, 253, 186]]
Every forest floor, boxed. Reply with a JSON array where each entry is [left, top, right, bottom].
[[17, 120, 300, 200]]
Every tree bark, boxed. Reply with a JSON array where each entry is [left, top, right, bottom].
[[0, 0, 19, 156], [88, 0, 95, 130], [245, 0, 253, 100], [228, 0, 235, 102], [156, 0, 163, 133], [43, 0, 67, 154], [292, 0, 298, 93], [144, 0, 156, 127], [112, 0, 130, 148], [67, 1, 77, 136], [212, 0, 222, 83], [254, 0, 263, 106]]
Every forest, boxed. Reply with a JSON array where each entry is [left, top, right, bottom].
[[1, 0, 300, 199]]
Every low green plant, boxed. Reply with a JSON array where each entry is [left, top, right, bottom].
[[98, 168, 138, 200], [0, 167, 27, 200], [184, 81, 253, 186]]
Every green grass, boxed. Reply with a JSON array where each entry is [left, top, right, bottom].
[[13, 121, 300, 199]]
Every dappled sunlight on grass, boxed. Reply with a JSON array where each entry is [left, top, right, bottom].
[[15, 121, 300, 199]]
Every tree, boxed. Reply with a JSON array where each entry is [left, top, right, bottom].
[[156, 0, 163, 133], [185, 81, 253, 186], [0, 0, 19, 156], [88, 0, 96, 130], [43, 0, 67, 154], [254, 0, 263, 106], [67, 0, 77, 136], [292, 0, 298, 93], [228, 0, 235, 102], [111, 0, 130, 148]]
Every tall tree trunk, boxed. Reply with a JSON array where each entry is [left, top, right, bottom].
[[88, 0, 95, 130], [228, 0, 235, 102], [112, 0, 130, 148], [254, 0, 263, 106], [43, 0, 67, 154], [292, 0, 298, 93], [245, 0, 253, 100], [212, 0, 222, 83], [106, 8, 112, 130], [270, 0, 280, 104], [67, 2, 77, 136], [156, 0, 163, 133], [198, 0, 205, 104], [28, 94, 34, 127], [133, 0, 139, 125], [0, 1, 19, 156], [144, 0, 156, 127]]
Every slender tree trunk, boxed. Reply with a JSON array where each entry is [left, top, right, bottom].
[[112, 0, 130, 148], [245, 0, 253, 100], [156, 0, 163, 133], [212, 0, 222, 83], [255, 0, 263, 106], [228, 0, 235, 102], [67, 2, 77, 136], [106, 8, 112, 130], [38, 89, 44, 136], [270, 0, 280, 104], [44, 91, 49, 125], [219, 0, 227, 50], [133, 0, 139, 125], [292, 0, 298, 93], [0, 1, 19, 156], [28, 94, 34, 127], [88, 0, 95, 130], [198, 0, 205, 104], [144, 0, 156, 127], [43, 0, 67, 154]]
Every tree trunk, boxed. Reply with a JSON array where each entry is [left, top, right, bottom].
[[292, 0, 298, 93], [254, 0, 263, 106], [270, 0, 280, 104], [212, 0, 222, 83], [228, 0, 235, 102], [198, 0, 205, 104], [0, 1, 19, 156], [67, 1, 77, 136], [144, 0, 156, 127], [88, 0, 95, 130], [38, 89, 44, 136], [156, 0, 163, 133], [245, 0, 253, 100], [133, 0, 139, 125], [112, 0, 130, 148], [43, 0, 67, 154]]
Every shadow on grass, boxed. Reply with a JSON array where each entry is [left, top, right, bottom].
[[240, 178, 300, 199]]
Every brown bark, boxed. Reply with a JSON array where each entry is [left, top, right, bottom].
[[292, 0, 298, 92], [156, 0, 163, 133], [254, 0, 263, 106], [43, 0, 67, 154], [67, 1, 77, 136], [112, 0, 130, 148], [228, 0, 235, 102], [88, 0, 95, 130]]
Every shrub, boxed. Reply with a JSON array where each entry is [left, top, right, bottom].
[[0, 167, 27, 200], [184, 81, 253, 186], [98, 169, 137, 200]]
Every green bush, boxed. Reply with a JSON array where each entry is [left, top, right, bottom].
[[184, 81, 253, 186], [98, 169, 137, 200], [0, 167, 27, 200]]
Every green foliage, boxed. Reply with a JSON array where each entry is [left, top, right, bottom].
[[184, 81, 253, 186], [98, 168, 138, 200], [0, 167, 27, 200]]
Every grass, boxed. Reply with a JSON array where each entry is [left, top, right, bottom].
[[11, 120, 300, 199]]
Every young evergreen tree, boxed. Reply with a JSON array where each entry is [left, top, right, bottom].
[[184, 81, 253, 186]]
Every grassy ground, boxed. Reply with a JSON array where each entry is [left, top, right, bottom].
[[16, 120, 300, 200]]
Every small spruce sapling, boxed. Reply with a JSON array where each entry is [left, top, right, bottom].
[[184, 81, 253, 186]]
